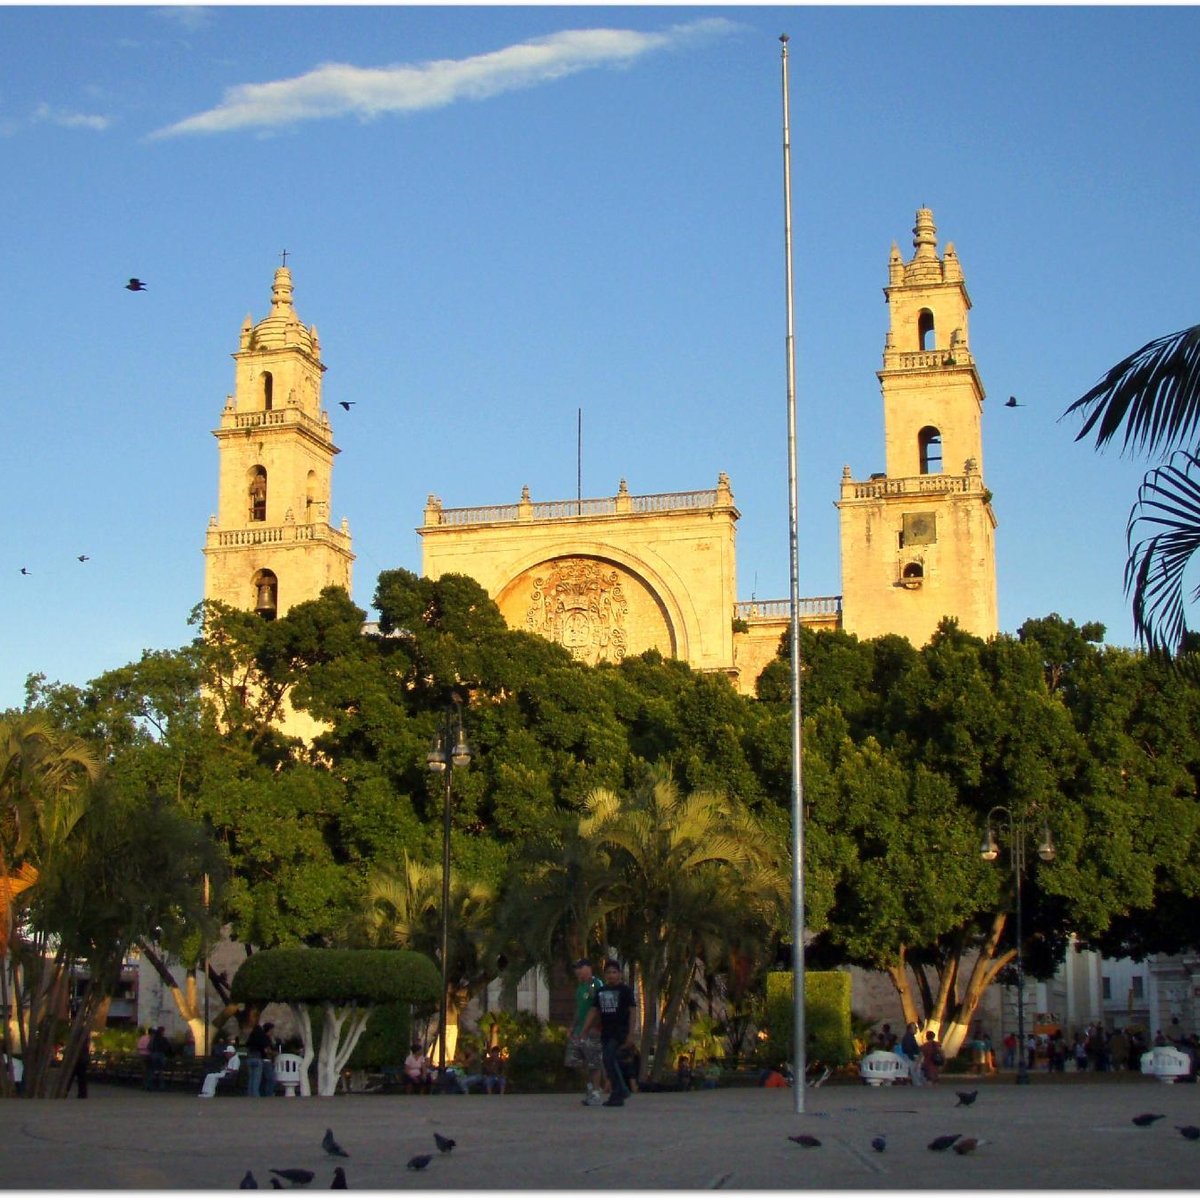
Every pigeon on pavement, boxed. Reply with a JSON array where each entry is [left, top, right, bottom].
[[1177, 1125, 1200, 1141], [955, 1090, 978, 1107], [323, 1129, 350, 1158], [434, 1133, 456, 1153], [270, 1169, 315, 1187], [928, 1134, 962, 1151], [953, 1137, 983, 1155], [787, 1134, 821, 1147], [330, 1168, 348, 1189], [240, 1171, 259, 1188], [407, 1155, 433, 1171], [871, 1136, 886, 1153], [1132, 1113, 1166, 1127]]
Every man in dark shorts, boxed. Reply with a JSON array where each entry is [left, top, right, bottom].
[[582, 958, 636, 1108], [565, 957, 604, 1105]]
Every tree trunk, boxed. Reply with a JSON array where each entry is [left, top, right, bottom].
[[290, 1003, 314, 1096], [650, 957, 694, 1082]]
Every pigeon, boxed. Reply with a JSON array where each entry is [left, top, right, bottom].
[[19, 567, 30, 575], [240, 1172, 259, 1189], [871, 1136, 887, 1153], [270, 1169, 315, 1187], [955, 1090, 978, 1107], [126, 278, 147, 291], [1005, 396, 1023, 407], [338, 402, 355, 411], [1178, 1125, 1200, 1141], [77, 555, 90, 562], [434, 1132, 456, 1154], [330, 1168, 348, 1189], [1132, 1113, 1166, 1127], [954, 1137, 983, 1156], [407, 1154, 433, 1171], [928, 1134, 962, 1152], [787, 1134, 821, 1147], [322, 1128, 349, 1158]]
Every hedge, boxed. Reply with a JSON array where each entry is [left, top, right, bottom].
[[764, 970, 853, 1066], [231, 948, 441, 1007]]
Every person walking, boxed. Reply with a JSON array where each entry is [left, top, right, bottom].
[[920, 1030, 944, 1085], [565, 957, 604, 1106], [582, 959, 637, 1108]]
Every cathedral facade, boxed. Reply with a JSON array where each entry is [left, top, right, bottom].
[[204, 210, 997, 695]]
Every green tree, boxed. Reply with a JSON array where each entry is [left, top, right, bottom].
[[230, 947, 440, 1095]]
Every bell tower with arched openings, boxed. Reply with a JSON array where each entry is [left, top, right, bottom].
[[836, 208, 997, 644], [203, 261, 353, 622]]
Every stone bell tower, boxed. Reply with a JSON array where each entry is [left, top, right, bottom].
[[836, 208, 997, 644], [203, 262, 353, 621]]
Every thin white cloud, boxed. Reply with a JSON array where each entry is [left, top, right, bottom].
[[32, 103, 111, 132], [153, 7, 214, 34], [150, 18, 738, 139]]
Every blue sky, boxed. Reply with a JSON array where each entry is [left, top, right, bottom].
[[3, 4, 1198, 711]]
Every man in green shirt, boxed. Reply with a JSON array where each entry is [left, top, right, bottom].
[[564, 957, 604, 1105]]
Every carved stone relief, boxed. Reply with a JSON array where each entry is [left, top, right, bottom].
[[525, 558, 629, 665]]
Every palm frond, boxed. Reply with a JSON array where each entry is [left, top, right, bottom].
[[1064, 324, 1200, 457], [1125, 451, 1200, 651]]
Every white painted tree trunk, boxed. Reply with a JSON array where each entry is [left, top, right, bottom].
[[315, 1002, 372, 1096], [290, 1003, 314, 1097]]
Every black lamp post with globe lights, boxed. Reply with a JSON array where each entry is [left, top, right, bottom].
[[980, 806, 1055, 1084], [425, 698, 471, 1084]]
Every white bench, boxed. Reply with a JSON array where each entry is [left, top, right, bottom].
[[275, 1053, 304, 1097], [859, 1050, 908, 1086], [1140, 1046, 1190, 1083]]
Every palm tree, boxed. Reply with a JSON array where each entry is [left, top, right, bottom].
[[578, 773, 787, 1081], [1065, 325, 1200, 651]]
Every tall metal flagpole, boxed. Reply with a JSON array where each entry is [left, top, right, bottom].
[[780, 31, 806, 1116]]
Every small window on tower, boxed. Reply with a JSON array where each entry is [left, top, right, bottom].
[[252, 569, 278, 620], [263, 371, 274, 410], [918, 426, 943, 474], [918, 309, 935, 351], [901, 562, 924, 589], [249, 467, 267, 522]]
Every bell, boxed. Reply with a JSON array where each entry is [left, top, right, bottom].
[[255, 582, 276, 612]]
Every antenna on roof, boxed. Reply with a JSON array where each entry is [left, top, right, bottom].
[[577, 407, 583, 516]]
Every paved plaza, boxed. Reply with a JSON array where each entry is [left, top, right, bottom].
[[1, 1076, 1198, 1190]]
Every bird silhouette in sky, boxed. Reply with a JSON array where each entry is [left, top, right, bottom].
[[407, 1154, 433, 1171], [77, 554, 90, 562], [434, 1132, 456, 1154], [1005, 396, 1024, 407], [322, 1129, 349, 1158], [19, 567, 30, 576], [956, 1090, 978, 1107], [125, 278, 147, 291], [330, 1168, 348, 1189], [338, 401, 354, 411]]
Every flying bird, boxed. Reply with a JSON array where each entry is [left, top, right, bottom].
[[870, 1136, 887, 1153], [1132, 1113, 1166, 1127], [1004, 396, 1023, 407], [77, 555, 90, 562], [953, 1137, 982, 1156], [322, 1129, 349, 1158], [330, 1168, 348, 1189], [928, 1134, 962, 1152], [787, 1134, 822, 1148], [955, 1090, 978, 1107], [240, 1172, 259, 1189], [1178, 1125, 1200, 1141], [270, 1169, 315, 1187], [407, 1155, 433, 1171], [19, 567, 30, 575], [434, 1132, 456, 1154], [125, 278, 147, 291], [338, 401, 355, 411]]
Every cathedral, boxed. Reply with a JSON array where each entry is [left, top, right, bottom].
[[203, 209, 997, 695]]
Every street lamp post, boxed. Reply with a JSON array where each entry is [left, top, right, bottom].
[[980, 806, 1055, 1085], [425, 698, 471, 1087]]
